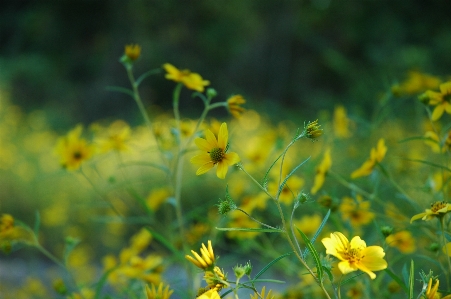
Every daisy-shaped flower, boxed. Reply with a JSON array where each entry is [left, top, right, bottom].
[[410, 201, 451, 223], [321, 232, 387, 279], [185, 240, 216, 271], [163, 63, 210, 92], [190, 122, 240, 179], [420, 81, 451, 121]]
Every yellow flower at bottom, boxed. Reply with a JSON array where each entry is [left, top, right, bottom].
[[145, 282, 173, 299], [410, 201, 451, 223], [196, 289, 220, 299], [321, 232, 387, 279], [190, 122, 240, 179]]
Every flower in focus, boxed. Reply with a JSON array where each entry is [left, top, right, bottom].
[[419, 81, 451, 121], [339, 195, 375, 227], [311, 148, 332, 195], [54, 125, 94, 171], [190, 122, 240, 179], [321, 232, 387, 279], [163, 63, 210, 92], [351, 138, 387, 179], [204, 266, 228, 291], [145, 282, 173, 299], [124, 44, 142, 61], [385, 230, 416, 254], [196, 289, 220, 299], [333, 105, 353, 139], [227, 95, 246, 118], [250, 286, 274, 299], [424, 278, 440, 299], [305, 119, 323, 140], [185, 240, 215, 270], [410, 201, 451, 223]]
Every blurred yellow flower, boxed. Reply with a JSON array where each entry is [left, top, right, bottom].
[[54, 125, 94, 171], [146, 188, 171, 211], [145, 282, 173, 299], [333, 105, 352, 139], [339, 195, 375, 227], [293, 214, 323, 237], [191, 122, 240, 179], [423, 131, 442, 153], [351, 138, 387, 179], [185, 240, 215, 270], [267, 175, 304, 205], [321, 232, 387, 279], [0, 214, 31, 244], [124, 44, 142, 61], [311, 148, 332, 195], [227, 94, 246, 118], [391, 70, 441, 96], [385, 230, 416, 254], [163, 63, 210, 92], [95, 120, 131, 153], [420, 81, 451, 121], [410, 201, 451, 223], [250, 286, 274, 299], [196, 289, 220, 299], [227, 210, 260, 239]]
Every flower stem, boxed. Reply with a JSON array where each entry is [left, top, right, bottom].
[[440, 217, 451, 288]]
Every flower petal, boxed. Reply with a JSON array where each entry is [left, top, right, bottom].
[[191, 154, 212, 165], [410, 212, 427, 223], [205, 129, 218, 148], [216, 161, 228, 179], [196, 162, 215, 176], [349, 236, 366, 249], [360, 246, 387, 271], [223, 152, 240, 166], [218, 123, 228, 149], [432, 104, 445, 121], [338, 260, 358, 275], [195, 137, 212, 152]]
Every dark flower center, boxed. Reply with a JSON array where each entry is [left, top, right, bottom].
[[209, 148, 224, 164]]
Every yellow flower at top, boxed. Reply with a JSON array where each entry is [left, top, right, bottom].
[[145, 282, 173, 299], [190, 122, 240, 179], [124, 44, 142, 61], [419, 81, 451, 121], [185, 240, 215, 270], [227, 95, 246, 118], [385, 230, 416, 254], [54, 125, 95, 171], [321, 232, 387, 279], [250, 286, 274, 299], [351, 138, 387, 179], [339, 195, 375, 227], [163, 63, 210, 92], [311, 148, 332, 195], [410, 201, 451, 223]]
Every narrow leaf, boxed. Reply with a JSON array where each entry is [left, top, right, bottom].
[[262, 153, 283, 189], [403, 158, 451, 172], [255, 252, 292, 279], [303, 209, 330, 260], [384, 268, 408, 294], [33, 211, 41, 236], [106, 86, 134, 98], [322, 266, 334, 282], [408, 260, 414, 299], [277, 157, 310, 198], [94, 267, 118, 299], [215, 227, 284, 233], [136, 69, 161, 86], [296, 228, 323, 282]]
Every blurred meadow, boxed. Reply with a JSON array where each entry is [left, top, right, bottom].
[[2, 1, 451, 299]]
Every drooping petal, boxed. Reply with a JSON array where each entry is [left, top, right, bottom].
[[218, 123, 228, 149], [196, 162, 215, 176], [205, 129, 218, 148], [337, 260, 358, 275], [195, 137, 213, 152], [354, 263, 376, 279], [190, 153, 212, 165], [223, 152, 240, 166], [410, 212, 427, 223], [216, 161, 228, 179]]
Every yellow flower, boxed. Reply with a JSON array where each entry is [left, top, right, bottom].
[[293, 214, 323, 237], [424, 278, 440, 299], [311, 148, 332, 195], [321, 232, 387, 279], [424, 131, 443, 153], [227, 95, 246, 118], [54, 125, 94, 171], [95, 120, 131, 153], [0, 214, 31, 244], [204, 266, 228, 291], [196, 289, 220, 299], [267, 175, 304, 205], [339, 195, 375, 227], [145, 282, 173, 299], [333, 105, 352, 139], [351, 138, 387, 179], [124, 44, 142, 61], [250, 286, 274, 299], [146, 188, 171, 211], [190, 122, 240, 179], [305, 119, 323, 140], [410, 201, 451, 223], [391, 70, 441, 96], [385, 230, 416, 254], [162, 63, 210, 92], [185, 240, 215, 270], [420, 81, 451, 121]]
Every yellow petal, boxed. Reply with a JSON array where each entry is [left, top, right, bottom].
[[216, 161, 228, 179], [360, 246, 387, 271], [338, 260, 358, 275], [349, 236, 366, 249], [410, 212, 427, 223], [191, 153, 212, 165], [194, 137, 212, 152], [432, 104, 445, 121], [205, 129, 218, 148], [223, 152, 240, 165], [218, 122, 228, 149], [196, 162, 215, 176], [439, 81, 451, 95]]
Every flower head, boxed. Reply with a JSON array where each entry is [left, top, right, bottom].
[[185, 240, 216, 270], [190, 122, 240, 179], [321, 232, 387, 279], [410, 201, 451, 223], [339, 195, 375, 227], [163, 63, 210, 92], [305, 119, 323, 140], [145, 282, 173, 299], [351, 138, 387, 179], [385, 230, 416, 254], [124, 44, 142, 61], [333, 105, 353, 139], [227, 95, 246, 118], [54, 125, 94, 171], [419, 81, 451, 121]]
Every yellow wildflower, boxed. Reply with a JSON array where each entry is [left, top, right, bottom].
[[410, 201, 451, 223], [190, 122, 240, 179], [305, 119, 323, 140], [196, 289, 220, 299], [339, 195, 375, 227], [227, 94, 246, 118], [0, 214, 31, 244], [204, 266, 228, 291], [311, 148, 332, 195], [424, 278, 440, 299], [54, 125, 95, 171], [185, 240, 215, 270], [293, 214, 323, 237], [351, 138, 387, 179], [124, 44, 142, 61], [146, 188, 171, 211], [321, 232, 387, 279], [333, 105, 352, 138], [163, 63, 210, 92], [420, 81, 451, 121], [145, 282, 173, 299], [385, 230, 416, 254], [95, 120, 131, 153], [250, 286, 274, 299], [391, 70, 441, 96]]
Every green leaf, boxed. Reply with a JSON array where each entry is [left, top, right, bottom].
[[296, 227, 323, 282], [303, 209, 330, 260], [384, 268, 408, 294], [408, 260, 414, 299], [215, 227, 284, 233], [33, 211, 41, 236], [255, 252, 292, 279], [403, 158, 451, 172], [135, 68, 161, 86], [277, 157, 310, 199], [322, 266, 334, 282], [106, 86, 134, 98]]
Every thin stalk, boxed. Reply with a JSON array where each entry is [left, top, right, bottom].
[[440, 217, 451, 288], [236, 208, 279, 230]]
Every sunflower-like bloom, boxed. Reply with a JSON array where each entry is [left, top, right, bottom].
[[350, 138, 387, 179], [145, 282, 173, 299], [196, 289, 220, 299], [250, 286, 274, 299], [311, 148, 332, 195], [185, 240, 216, 270], [227, 95, 246, 118], [321, 232, 387, 279], [410, 201, 451, 223], [124, 44, 142, 61], [419, 81, 451, 121], [190, 122, 240, 179], [163, 63, 210, 92], [54, 125, 95, 171]]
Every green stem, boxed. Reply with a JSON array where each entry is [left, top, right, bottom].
[[440, 217, 451, 288], [237, 208, 279, 230]]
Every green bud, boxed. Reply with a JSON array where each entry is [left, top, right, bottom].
[[53, 278, 67, 295], [381, 226, 394, 237], [207, 88, 217, 99], [233, 264, 246, 279], [427, 242, 440, 253]]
